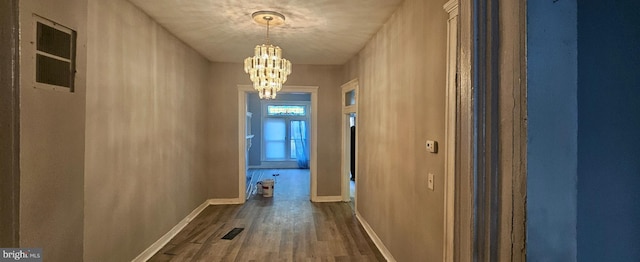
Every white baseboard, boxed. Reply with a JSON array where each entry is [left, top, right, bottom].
[[312, 195, 343, 202], [132, 200, 210, 262], [257, 161, 300, 169], [355, 210, 397, 262], [248, 165, 298, 169], [208, 198, 244, 205]]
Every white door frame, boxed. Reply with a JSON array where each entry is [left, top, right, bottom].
[[453, 0, 528, 260], [237, 85, 319, 201], [340, 79, 358, 203], [443, 1, 459, 261]]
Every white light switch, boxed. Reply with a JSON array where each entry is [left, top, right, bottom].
[[428, 173, 434, 191], [426, 140, 438, 153]]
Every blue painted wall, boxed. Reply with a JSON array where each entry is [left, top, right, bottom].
[[577, 1, 640, 261], [527, 0, 578, 261]]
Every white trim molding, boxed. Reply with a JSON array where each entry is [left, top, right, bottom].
[[208, 198, 244, 205], [132, 200, 211, 262], [340, 78, 359, 204], [443, 1, 459, 262], [257, 161, 299, 169], [313, 195, 343, 203], [355, 211, 396, 262]]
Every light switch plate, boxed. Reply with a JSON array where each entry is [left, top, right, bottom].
[[428, 173, 434, 191]]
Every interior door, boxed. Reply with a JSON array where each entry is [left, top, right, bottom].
[[263, 118, 287, 160]]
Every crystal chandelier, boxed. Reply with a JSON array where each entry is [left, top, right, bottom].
[[244, 11, 292, 99]]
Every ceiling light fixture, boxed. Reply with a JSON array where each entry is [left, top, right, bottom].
[[244, 11, 292, 100]]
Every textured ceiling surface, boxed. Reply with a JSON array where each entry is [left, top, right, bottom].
[[128, 0, 404, 65]]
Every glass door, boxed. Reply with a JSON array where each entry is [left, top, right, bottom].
[[263, 118, 287, 160], [263, 118, 308, 162], [261, 103, 310, 165]]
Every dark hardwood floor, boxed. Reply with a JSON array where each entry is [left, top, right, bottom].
[[148, 169, 383, 261]]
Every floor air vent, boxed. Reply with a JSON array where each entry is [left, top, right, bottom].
[[221, 228, 244, 240]]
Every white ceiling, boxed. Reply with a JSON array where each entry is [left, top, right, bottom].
[[128, 0, 405, 65]]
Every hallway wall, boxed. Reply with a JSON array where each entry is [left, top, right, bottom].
[[343, 0, 448, 260], [18, 0, 87, 261], [207, 63, 342, 198], [84, 0, 212, 261], [577, 0, 640, 261]]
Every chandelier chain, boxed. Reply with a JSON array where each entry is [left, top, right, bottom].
[[264, 16, 273, 45]]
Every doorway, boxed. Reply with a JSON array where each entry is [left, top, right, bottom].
[[348, 113, 356, 207], [237, 85, 319, 202], [341, 79, 358, 205], [452, 0, 528, 260], [260, 101, 310, 168], [248, 98, 310, 198]]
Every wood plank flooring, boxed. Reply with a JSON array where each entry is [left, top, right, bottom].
[[148, 169, 383, 261], [246, 169, 311, 201]]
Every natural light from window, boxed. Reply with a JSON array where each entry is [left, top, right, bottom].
[[266, 105, 306, 116]]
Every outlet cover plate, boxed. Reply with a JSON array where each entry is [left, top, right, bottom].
[[428, 173, 434, 191], [426, 140, 438, 153]]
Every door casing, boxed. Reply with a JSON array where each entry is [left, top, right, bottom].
[[340, 79, 358, 203]]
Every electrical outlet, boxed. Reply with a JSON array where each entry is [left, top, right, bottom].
[[426, 140, 438, 153], [428, 173, 434, 191]]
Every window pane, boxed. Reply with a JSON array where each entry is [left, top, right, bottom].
[[290, 120, 306, 159], [36, 54, 71, 87], [37, 22, 71, 59], [290, 121, 306, 139], [267, 105, 305, 116], [291, 121, 299, 139], [345, 90, 356, 106], [264, 118, 286, 160], [266, 142, 285, 159], [264, 118, 286, 140]]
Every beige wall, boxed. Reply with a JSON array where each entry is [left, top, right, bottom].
[[14, 0, 447, 260], [18, 0, 87, 261], [208, 63, 343, 198], [83, 0, 211, 261], [345, 0, 448, 260]]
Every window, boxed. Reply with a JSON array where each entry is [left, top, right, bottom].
[[266, 105, 306, 116], [34, 15, 76, 92], [261, 102, 310, 164], [263, 118, 308, 162], [345, 90, 356, 106]]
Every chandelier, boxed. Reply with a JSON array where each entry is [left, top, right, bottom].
[[244, 11, 292, 99]]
